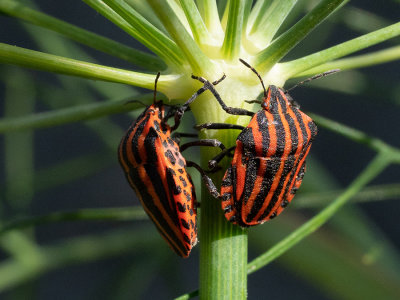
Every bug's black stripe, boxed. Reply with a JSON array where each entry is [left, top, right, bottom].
[[268, 86, 280, 113], [144, 163, 179, 226], [128, 167, 187, 256], [292, 108, 308, 147], [272, 106, 286, 158], [237, 127, 256, 158], [165, 167, 181, 225], [143, 128, 182, 228], [132, 114, 152, 165], [285, 110, 299, 155], [231, 166, 239, 212], [256, 111, 270, 156], [144, 127, 159, 162], [241, 157, 259, 206], [308, 121, 318, 141], [276, 89, 288, 114]]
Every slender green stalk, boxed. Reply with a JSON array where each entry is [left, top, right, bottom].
[[0, 0, 165, 70], [179, 0, 210, 46], [280, 21, 400, 79], [175, 290, 198, 300], [34, 152, 114, 193], [294, 183, 400, 208], [0, 207, 147, 235], [248, 0, 299, 47], [248, 153, 390, 274], [4, 68, 35, 210], [246, 0, 270, 32], [309, 113, 395, 153], [294, 45, 400, 77], [254, 0, 349, 73], [0, 94, 157, 133], [0, 228, 158, 291], [83, 0, 183, 69], [4, 183, 399, 237], [148, 0, 215, 75], [197, 0, 224, 37], [340, 6, 390, 33], [124, 0, 166, 32], [0, 43, 179, 93], [221, 0, 246, 60]]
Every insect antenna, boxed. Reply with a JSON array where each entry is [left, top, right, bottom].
[[286, 69, 340, 93], [239, 59, 267, 97], [153, 72, 161, 104]]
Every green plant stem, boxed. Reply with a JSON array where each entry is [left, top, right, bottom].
[[124, 0, 166, 33], [294, 45, 400, 77], [0, 228, 158, 291], [148, 0, 214, 75], [4, 68, 34, 211], [221, 0, 246, 60], [33, 152, 113, 193], [178, 0, 210, 46], [0, 207, 147, 235], [198, 128, 248, 299], [174, 290, 198, 300], [280, 21, 400, 79], [0, 43, 180, 93], [83, 0, 183, 69], [0, 93, 159, 133], [0, 0, 165, 70], [248, 0, 298, 46], [247, 153, 390, 274], [309, 113, 398, 154], [3, 182, 399, 239], [254, 0, 349, 73], [196, 0, 224, 37], [294, 183, 400, 208]]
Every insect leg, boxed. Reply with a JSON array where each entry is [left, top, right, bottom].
[[170, 75, 227, 131], [191, 75, 254, 117], [180, 139, 226, 152], [208, 146, 236, 169], [195, 123, 245, 130], [186, 161, 220, 199]]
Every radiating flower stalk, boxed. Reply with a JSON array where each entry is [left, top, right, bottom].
[[1, 0, 400, 299]]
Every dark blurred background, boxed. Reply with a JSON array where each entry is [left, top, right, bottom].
[[0, 0, 399, 299]]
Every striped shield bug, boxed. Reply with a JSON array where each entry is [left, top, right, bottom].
[[118, 73, 225, 257], [194, 60, 337, 227]]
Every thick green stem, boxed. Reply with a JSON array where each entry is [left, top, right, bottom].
[[199, 168, 247, 300], [198, 120, 247, 299]]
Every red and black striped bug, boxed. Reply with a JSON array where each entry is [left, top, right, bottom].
[[118, 73, 225, 257], [195, 60, 336, 227]]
